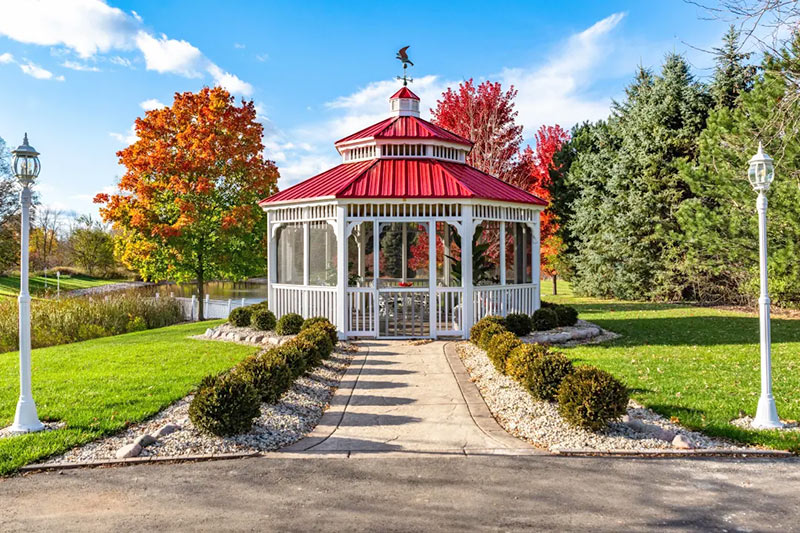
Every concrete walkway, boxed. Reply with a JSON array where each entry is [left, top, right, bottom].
[[285, 340, 535, 454]]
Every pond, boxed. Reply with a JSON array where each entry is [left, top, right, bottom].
[[153, 280, 268, 302]]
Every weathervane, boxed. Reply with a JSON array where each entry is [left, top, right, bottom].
[[396, 46, 414, 86]]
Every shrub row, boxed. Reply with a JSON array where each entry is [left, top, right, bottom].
[[469, 316, 628, 430], [0, 293, 183, 354], [473, 303, 578, 341], [228, 302, 337, 342], [190, 317, 338, 436]]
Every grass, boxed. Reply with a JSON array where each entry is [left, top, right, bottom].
[[541, 279, 800, 452], [0, 320, 257, 475], [0, 273, 125, 297]]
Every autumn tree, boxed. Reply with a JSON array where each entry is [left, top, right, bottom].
[[68, 215, 115, 276], [95, 87, 279, 319]]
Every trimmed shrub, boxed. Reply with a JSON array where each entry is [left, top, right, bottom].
[[540, 300, 556, 309], [531, 307, 559, 331], [235, 350, 293, 403], [276, 339, 309, 377], [296, 325, 334, 365], [470, 315, 505, 345], [276, 313, 304, 335], [487, 331, 522, 373], [188, 373, 261, 436], [478, 322, 507, 351], [301, 316, 338, 346], [557, 367, 629, 431], [504, 313, 532, 336], [553, 305, 579, 327], [505, 343, 549, 382], [251, 308, 277, 331], [229, 306, 252, 328], [524, 352, 574, 401]]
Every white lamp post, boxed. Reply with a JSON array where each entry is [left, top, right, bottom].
[[9, 134, 44, 434], [747, 142, 783, 429]]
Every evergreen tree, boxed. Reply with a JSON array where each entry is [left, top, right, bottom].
[[711, 25, 756, 109], [678, 33, 800, 306]]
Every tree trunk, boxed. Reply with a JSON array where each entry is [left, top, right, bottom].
[[552, 274, 558, 296]]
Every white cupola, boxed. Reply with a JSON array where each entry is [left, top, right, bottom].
[[389, 87, 420, 117]]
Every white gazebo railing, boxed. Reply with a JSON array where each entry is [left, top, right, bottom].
[[272, 283, 337, 322], [435, 287, 463, 336], [473, 284, 538, 318]]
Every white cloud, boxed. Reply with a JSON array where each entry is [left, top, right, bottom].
[[134, 31, 204, 77], [19, 61, 64, 81], [234, 43, 245, 49], [62, 60, 100, 72], [0, 52, 13, 63], [207, 64, 254, 96], [256, 53, 269, 62], [139, 98, 166, 111], [0, 0, 137, 58], [500, 12, 627, 130], [0, 0, 253, 94], [109, 124, 137, 144]]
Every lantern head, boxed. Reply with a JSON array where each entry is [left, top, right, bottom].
[[748, 142, 774, 192], [11, 133, 40, 186]]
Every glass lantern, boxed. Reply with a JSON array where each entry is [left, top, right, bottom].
[[747, 142, 774, 191], [11, 134, 41, 186]]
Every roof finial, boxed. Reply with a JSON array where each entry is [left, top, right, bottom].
[[23, 132, 29, 146], [396, 46, 414, 87]]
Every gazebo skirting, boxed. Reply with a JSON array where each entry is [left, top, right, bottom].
[[265, 200, 541, 340]]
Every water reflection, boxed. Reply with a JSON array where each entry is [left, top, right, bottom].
[[153, 280, 268, 301]]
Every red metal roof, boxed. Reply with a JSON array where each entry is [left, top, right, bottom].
[[261, 159, 546, 206], [390, 87, 419, 100], [335, 115, 473, 147]]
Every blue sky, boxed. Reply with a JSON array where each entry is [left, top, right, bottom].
[[0, 0, 734, 216]]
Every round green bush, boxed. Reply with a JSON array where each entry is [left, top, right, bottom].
[[505, 343, 549, 382], [524, 352, 574, 401], [276, 339, 309, 377], [504, 313, 532, 336], [478, 322, 507, 351], [557, 366, 629, 431], [553, 305, 579, 327], [301, 317, 338, 345], [235, 351, 293, 403], [470, 315, 505, 345], [188, 373, 261, 437], [229, 306, 252, 328], [276, 313, 304, 335], [540, 300, 556, 309], [487, 331, 522, 373], [296, 325, 334, 365], [531, 307, 559, 331], [251, 308, 277, 331]]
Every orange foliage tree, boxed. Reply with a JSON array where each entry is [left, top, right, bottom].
[[95, 87, 279, 319]]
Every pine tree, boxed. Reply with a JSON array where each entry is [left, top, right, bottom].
[[711, 25, 756, 109]]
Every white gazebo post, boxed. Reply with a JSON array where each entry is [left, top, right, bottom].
[[748, 142, 782, 429], [335, 204, 347, 339], [461, 204, 474, 338], [10, 134, 44, 433]]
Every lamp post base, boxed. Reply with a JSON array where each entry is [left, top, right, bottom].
[[9, 397, 44, 434], [752, 394, 783, 429]]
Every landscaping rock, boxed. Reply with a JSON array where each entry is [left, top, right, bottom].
[[133, 434, 156, 447], [672, 434, 694, 449], [115, 443, 142, 459], [151, 423, 179, 438], [205, 328, 214, 337]]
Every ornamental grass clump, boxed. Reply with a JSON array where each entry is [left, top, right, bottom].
[[524, 352, 574, 401], [235, 350, 293, 403], [251, 308, 277, 331], [470, 315, 505, 345], [276, 313, 304, 335], [505, 343, 549, 382], [478, 322, 507, 351], [504, 313, 532, 336], [301, 316, 338, 345], [557, 367, 629, 430], [487, 331, 522, 373], [531, 307, 559, 331], [229, 306, 252, 328], [189, 373, 261, 437]]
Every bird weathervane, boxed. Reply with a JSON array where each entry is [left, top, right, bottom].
[[396, 46, 414, 86]]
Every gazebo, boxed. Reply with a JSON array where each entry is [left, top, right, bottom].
[[260, 87, 546, 339]]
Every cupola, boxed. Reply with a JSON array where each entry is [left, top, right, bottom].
[[390, 87, 420, 117]]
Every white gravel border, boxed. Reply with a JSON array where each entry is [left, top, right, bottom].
[[43, 343, 356, 464], [457, 341, 752, 452]]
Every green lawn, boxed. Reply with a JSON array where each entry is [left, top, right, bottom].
[[541, 279, 800, 452], [0, 273, 126, 297], [0, 321, 257, 475]]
